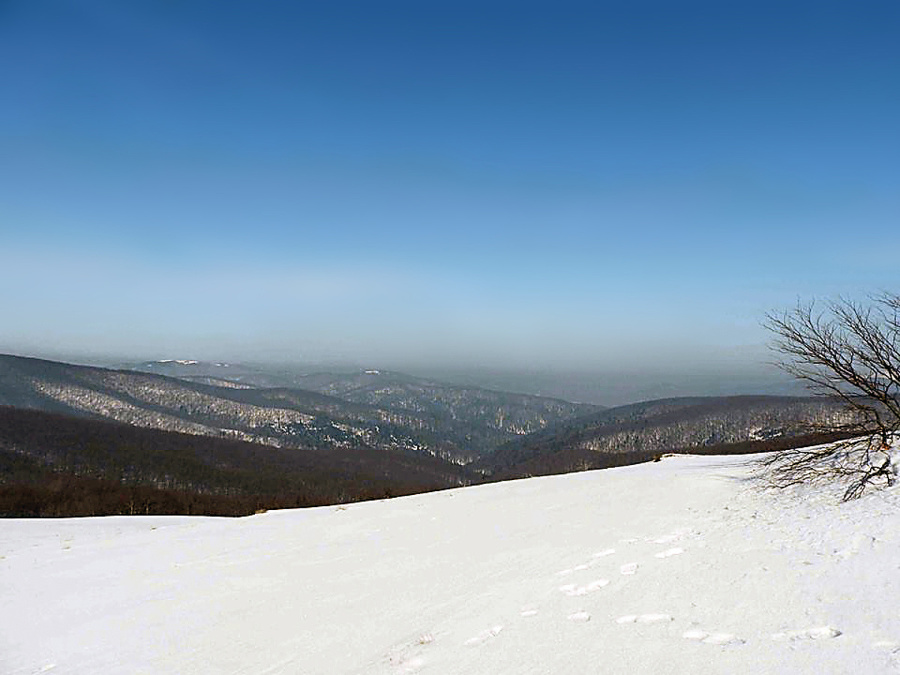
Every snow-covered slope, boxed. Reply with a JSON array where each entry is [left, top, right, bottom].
[[3, 454, 899, 674]]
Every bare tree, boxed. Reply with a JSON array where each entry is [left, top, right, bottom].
[[762, 293, 900, 500]]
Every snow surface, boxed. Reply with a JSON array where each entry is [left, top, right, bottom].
[[3, 454, 900, 674]]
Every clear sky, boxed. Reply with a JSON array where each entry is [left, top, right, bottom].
[[1, 1, 898, 381]]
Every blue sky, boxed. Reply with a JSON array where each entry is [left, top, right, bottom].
[[1, 1, 898, 381]]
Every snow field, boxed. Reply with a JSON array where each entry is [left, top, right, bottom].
[[2, 454, 900, 673]]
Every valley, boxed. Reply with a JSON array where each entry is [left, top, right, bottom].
[[0, 353, 856, 517]]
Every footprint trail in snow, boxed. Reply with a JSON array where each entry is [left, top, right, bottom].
[[616, 613, 674, 624], [620, 562, 639, 575], [654, 547, 684, 559], [683, 629, 745, 645], [771, 626, 842, 641], [558, 579, 609, 596], [464, 625, 503, 646]]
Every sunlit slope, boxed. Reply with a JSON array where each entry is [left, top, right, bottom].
[[3, 454, 899, 674]]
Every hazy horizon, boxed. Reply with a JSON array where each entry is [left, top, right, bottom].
[[0, 343, 804, 408], [2, 2, 897, 393]]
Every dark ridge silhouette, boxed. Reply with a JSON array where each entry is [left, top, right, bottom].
[[0, 405, 474, 517], [486, 430, 860, 480]]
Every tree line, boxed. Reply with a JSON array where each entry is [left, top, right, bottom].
[[0, 405, 471, 517]]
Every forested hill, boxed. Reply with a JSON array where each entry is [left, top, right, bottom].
[[132, 359, 603, 447], [476, 395, 855, 478], [0, 405, 474, 517], [0, 354, 597, 463], [0, 355, 860, 513]]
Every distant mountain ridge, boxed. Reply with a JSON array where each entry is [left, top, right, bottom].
[[477, 395, 854, 478], [0, 354, 863, 516], [0, 354, 598, 463], [0, 353, 856, 487], [130, 359, 600, 436]]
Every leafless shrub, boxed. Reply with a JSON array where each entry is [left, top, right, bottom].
[[763, 293, 900, 500]]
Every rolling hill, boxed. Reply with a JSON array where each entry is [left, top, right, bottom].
[[477, 395, 854, 478], [4, 452, 899, 673], [0, 405, 474, 516], [0, 354, 860, 502], [0, 354, 598, 464]]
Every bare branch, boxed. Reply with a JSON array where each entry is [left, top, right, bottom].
[[762, 295, 900, 500]]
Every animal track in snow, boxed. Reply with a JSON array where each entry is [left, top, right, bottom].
[[891, 649, 900, 671], [835, 534, 877, 559], [558, 559, 597, 577], [559, 579, 609, 596], [654, 547, 684, 559], [616, 613, 673, 625], [593, 548, 616, 558], [386, 633, 434, 672], [704, 633, 743, 645], [652, 534, 681, 544], [683, 629, 745, 645], [464, 625, 503, 646], [520, 609, 539, 618], [567, 611, 591, 622], [874, 640, 900, 650], [393, 655, 426, 673], [620, 562, 639, 575], [771, 626, 842, 641]]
